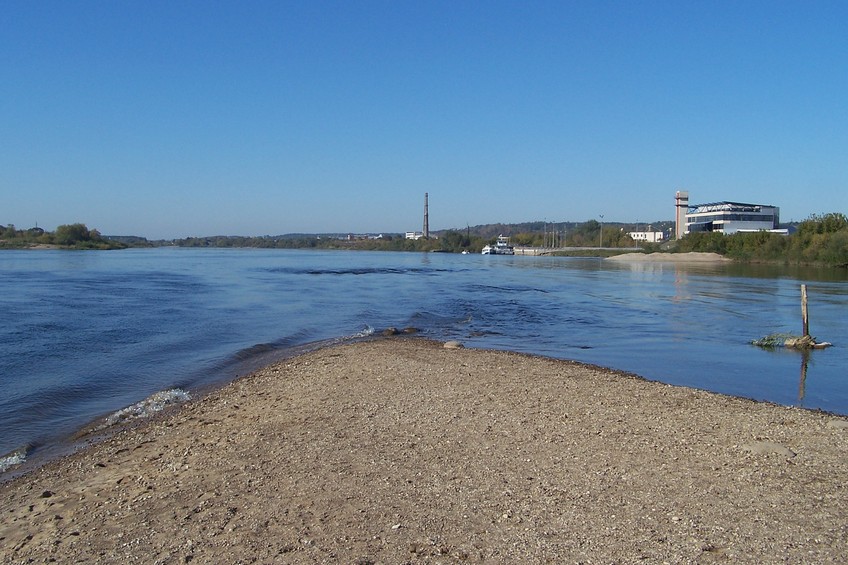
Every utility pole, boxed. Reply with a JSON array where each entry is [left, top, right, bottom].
[[599, 214, 604, 248]]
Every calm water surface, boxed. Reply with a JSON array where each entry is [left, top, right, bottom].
[[2, 248, 847, 473]]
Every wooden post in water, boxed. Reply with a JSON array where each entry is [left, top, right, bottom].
[[801, 284, 809, 337]]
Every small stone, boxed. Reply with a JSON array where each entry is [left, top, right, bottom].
[[444, 341, 464, 349]]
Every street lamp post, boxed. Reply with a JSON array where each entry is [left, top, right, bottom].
[[599, 214, 604, 248]]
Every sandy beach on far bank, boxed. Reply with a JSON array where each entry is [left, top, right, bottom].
[[607, 251, 732, 263], [2, 338, 846, 564]]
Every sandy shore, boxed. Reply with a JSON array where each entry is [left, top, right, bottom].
[[2, 338, 847, 564], [607, 252, 732, 263]]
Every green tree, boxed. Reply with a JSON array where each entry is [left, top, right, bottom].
[[54, 223, 92, 245], [677, 232, 728, 254], [438, 230, 470, 252], [821, 231, 848, 266]]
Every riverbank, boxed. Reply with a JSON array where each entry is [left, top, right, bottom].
[[2, 338, 847, 563]]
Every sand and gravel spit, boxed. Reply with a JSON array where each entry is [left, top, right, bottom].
[[607, 252, 732, 263], [2, 338, 846, 564]]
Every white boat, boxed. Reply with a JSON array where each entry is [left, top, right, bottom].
[[481, 235, 515, 255]]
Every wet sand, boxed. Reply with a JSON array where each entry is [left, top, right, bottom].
[[2, 338, 847, 563]]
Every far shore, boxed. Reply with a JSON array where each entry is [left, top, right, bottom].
[[2, 338, 846, 563]]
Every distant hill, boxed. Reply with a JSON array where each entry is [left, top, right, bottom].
[[103, 220, 677, 249], [104, 235, 157, 246]]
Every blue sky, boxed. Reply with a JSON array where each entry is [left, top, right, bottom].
[[3, 1, 846, 239]]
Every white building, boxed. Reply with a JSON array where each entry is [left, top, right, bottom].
[[685, 201, 780, 235], [405, 231, 424, 240], [629, 230, 665, 243]]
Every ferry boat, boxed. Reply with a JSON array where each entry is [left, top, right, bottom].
[[481, 235, 515, 255]]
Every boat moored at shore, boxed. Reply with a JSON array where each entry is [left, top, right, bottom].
[[482, 235, 514, 255]]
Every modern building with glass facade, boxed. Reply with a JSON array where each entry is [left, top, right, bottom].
[[685, 201, 781, 235]]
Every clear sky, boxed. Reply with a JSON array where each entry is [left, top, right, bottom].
[[3, 1, 846, 239]]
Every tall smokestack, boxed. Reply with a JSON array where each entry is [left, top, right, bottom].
[[423, 192, 429, 238]]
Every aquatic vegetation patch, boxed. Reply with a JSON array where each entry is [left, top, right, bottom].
[[752, 333, 799, 348], [753, 333, 831, 349]]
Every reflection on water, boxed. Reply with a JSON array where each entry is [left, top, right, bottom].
[[799, 350, 810, 403]]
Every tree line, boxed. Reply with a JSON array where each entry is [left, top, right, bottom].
[[4, 213, 846, 267], [164, 220, 669, 254], [168, 213, 845, 266], [0, 223, 126, 249]]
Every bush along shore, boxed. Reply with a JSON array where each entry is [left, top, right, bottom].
[[663, 212, 848, 267], [0, 223, 126, 250]]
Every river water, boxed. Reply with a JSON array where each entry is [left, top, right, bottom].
[[2, 248, 846, 474]]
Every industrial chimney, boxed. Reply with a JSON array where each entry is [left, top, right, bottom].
[[423, 192, 429, 239]]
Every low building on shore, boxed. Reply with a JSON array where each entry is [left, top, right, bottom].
[[628, 230, 665, 243]]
